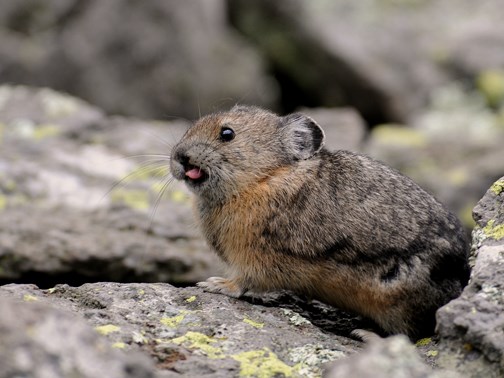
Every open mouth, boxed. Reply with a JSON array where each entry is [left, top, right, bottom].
[[184, 164, 208, 185]]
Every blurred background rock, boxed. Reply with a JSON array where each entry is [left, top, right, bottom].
[[1, 0, 504, 286]]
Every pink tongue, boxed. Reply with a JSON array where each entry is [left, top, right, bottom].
[[185, 167, 203, 180]]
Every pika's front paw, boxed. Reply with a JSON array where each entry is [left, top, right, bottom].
[[197, 277, 245, 298]]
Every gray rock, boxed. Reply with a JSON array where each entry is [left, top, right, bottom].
[[0, 294, 157, 378], [0, 1, 276, 120], [229, 0, 504, 124], [0, 283, 361, 377], [325, 336, 461, 378], [436, 176, 504, 377], [0, 85, 221, 286]]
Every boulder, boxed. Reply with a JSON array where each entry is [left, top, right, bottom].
[[229, 0, 504, 124], [0, 283, 362, 377], [0, 85, 220, 286], [0, 0, 276, 119], [436, 177, 504, 377]]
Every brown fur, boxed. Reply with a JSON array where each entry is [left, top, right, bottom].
[[170, 105, 470, 340]]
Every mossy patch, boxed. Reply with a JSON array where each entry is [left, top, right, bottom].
[[171, 331, 224, 359], [482, 219, 504, 240], [372, 124, 427, 148], [490, 179, 504, 195], [232, 348, 294, 378], [95, 324, 121, 335]]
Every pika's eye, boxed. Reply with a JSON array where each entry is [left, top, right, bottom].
[[220, 127, 235, 142]]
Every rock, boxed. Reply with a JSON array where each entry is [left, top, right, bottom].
[[0, 85, 221, 287], [229, 0, 504, 124], [435, 176, 504, 377], [0, 1, 276, 119], [0, 283, 361, 377], [364, 85, 504, 231], [0, 294, 158, 378], [325, 336, 461, 378]]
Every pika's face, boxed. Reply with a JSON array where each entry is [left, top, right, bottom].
[[170, 106, 324, 203]]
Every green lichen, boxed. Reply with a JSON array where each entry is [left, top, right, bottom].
[[232, 348, 294, 378], [171, 331, 224, 359], [95, 324, 121, 335], [243, 318, 264, 329], [110, 189, 150, 211], [477, 69, 504, 107], [426, 350, 438, 357], [372, 124, 427, 148], [490, 179, 504, 195], [482, 219, 504, 240]]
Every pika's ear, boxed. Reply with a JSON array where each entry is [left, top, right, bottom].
[[281, 113, 325, 160]]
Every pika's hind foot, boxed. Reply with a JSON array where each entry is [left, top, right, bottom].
[[197, 277, 245, 298]]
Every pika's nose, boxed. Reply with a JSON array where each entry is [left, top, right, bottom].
[[170, 148, 189, 179]]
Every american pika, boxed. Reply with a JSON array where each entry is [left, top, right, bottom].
[[170, 105, 470, 340]]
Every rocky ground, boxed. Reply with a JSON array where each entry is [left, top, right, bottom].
[[1, 1, 504, 376], [0, 86, 503, 377]]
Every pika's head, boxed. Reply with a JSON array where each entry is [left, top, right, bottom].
[[170, 106, 325, 203]]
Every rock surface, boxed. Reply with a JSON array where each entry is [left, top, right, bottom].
[[0, 295, 158, 378], [0, 85, 220, 287], [229, 0, 504, 124], [436, 176, 504, 377], [0, 0, 275, 119], [0, 283, 362, 378]]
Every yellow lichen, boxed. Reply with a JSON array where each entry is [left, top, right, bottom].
[[477, 69, 504, 107], [232, 348, 294, 378], [160, 310, 190, 328], [426, 350, 438, 357], [490, 179, 504, 195], [95, 324, 121, 335], [372, 124, 427, 148], [110, 189, 150, 211], [415, 337, 432, 347], [171, 331, 224, 359], [23, 294, 38, 302], [0, 195, 6, 210], [33, 124, 60, 140], [482, 219, 504, 240], [112, 342, 126, 349], [243, 318, 265, 329], [185, 296, 197, 303]]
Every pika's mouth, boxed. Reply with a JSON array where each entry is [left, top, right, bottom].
[[184, 164, 208, 185]]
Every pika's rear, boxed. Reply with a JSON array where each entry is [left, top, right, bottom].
[[170, 105, 470, 340]]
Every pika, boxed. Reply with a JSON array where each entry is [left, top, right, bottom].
[[170, 105, 470, 340]]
